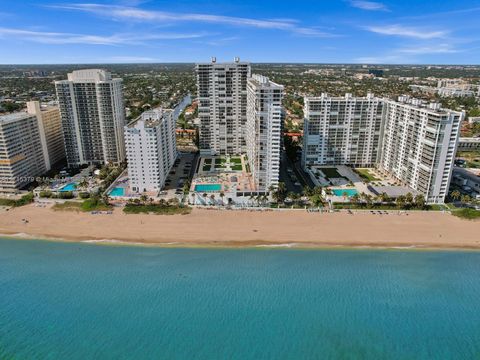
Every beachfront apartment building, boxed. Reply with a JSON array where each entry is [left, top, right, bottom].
[[246, 74, 284, 191], [125, 108, 177, 194], [26, 101, 65, 170], [55, 69, 126, 167], [196, 57, 250, 155], [302, 93, 384, 167], [379, 97, 463, 204], [0, 112, 48, 192]]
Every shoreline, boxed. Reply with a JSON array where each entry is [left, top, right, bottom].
[[0, 204, 479, 250]]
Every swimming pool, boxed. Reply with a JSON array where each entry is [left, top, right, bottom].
[[194, 184, 221, 192], [59, 183, 77, 192], [332, 188, 358, 197], [109, 187, 125, 197]]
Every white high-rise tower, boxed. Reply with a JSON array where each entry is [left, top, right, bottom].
[[246, 74, 284, 191], [195, 57, 250, 155], [55, 69, 126, 167]]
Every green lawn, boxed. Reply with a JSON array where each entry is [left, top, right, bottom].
[[202, 164, 211, 171], [124, 204, 191, 215], [452, 208, 480, 220], [52, 199, 112, 212], [214, 157, 226, 165], [231, 164, 243, 171], [320, 168, 343, 179], [355, 168, 380, 182], [204, 158, 212, 164], [0, 193, 34, 207], [231, 157, 242, 164]]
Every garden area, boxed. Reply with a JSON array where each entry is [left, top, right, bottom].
[[0, 193, 34, 207], [52, 195, 113, 212], [456, 151, 480, 169], [354, 168, 380, 182], [124, 197, 191, 215]]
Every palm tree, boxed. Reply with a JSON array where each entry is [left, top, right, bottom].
[[461, 194, 471, 204], [396, 195, 406, 209], [405, 192, 414, 208], [190, 192, 196, 205], [313, 186, 323, 195], [102, 194, 110, 206], [351, 193, 360, 207], [202, 192, 208, 205], [210, 194, 216, 205], [379, 192, 390, 204], [219, 191, 225, 205], [303, 186, 313, 197], [182, 180, 191, 195], [450, 190, 461, 201], [78, 178, 89, 191], [414, 194, 426, 209], [139, 194, 149, 204]]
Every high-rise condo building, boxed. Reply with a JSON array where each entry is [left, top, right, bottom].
[[196, 57, 250, 155], [246, 74, 284, 191], [302, 93, 384, 167], [125, 108, 177, 194], [55, 69, 126, 167], [302, 94, 463, 203], [379, 97, 463, 204], [26, 101, 65, 170], [0, 112, 47, 192]]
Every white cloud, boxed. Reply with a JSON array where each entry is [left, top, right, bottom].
[[49, 3, 336, 37], [106, 56, 156, 62], [397, 44, 459, 54], [366, 25, 448, 39], [0, 27, 208, 45], [349, 1, 388, 11]]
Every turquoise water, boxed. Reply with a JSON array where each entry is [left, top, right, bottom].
[[194, 183, 221, 192], [332, 188, 358, 197], [1, 238, 480, 359], [59, 183, 76, 192], [109, 187, 125, 197]]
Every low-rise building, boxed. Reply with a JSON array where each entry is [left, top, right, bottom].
[[457, 137, 480, 151]]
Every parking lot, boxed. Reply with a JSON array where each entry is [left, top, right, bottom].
[[160, 152, 196, 198]]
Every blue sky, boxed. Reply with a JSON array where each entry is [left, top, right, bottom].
[[1, 0, 480, 64]]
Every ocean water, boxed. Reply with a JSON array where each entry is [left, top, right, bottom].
[[1, 238, 480, 359]]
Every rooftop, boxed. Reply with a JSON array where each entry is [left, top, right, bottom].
[[0, 111, 35, 124]]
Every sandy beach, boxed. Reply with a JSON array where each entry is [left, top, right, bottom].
[[0, 204, 479, 249]]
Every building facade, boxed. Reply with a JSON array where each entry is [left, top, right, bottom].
[[0, 113, 47, 192], [246, 74, 283, 191], [125, 108, 177, 194], [302, 93, 384, 167], [196, 57, 250, 155], [379, 97, 463, 203], [457, 137, 480, 151], [55, 69, 126, 167], [26, 101, 65, 170]]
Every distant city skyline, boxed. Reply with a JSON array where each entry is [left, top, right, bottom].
[[1, 0, 480, 64]]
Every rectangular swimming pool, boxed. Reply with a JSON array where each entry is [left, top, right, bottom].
[[194, 184, 221, 192], [109, 187, 125, 197], [332, 188, 358, 197], [59, 183, 77, 192]]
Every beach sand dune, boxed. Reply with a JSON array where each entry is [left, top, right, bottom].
[[0, 205, 479, 249]]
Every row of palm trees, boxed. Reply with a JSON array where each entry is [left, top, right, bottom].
[[190, 192, 226, 206], [349, 191, 427, 209], [449, 190, 478, 205]]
